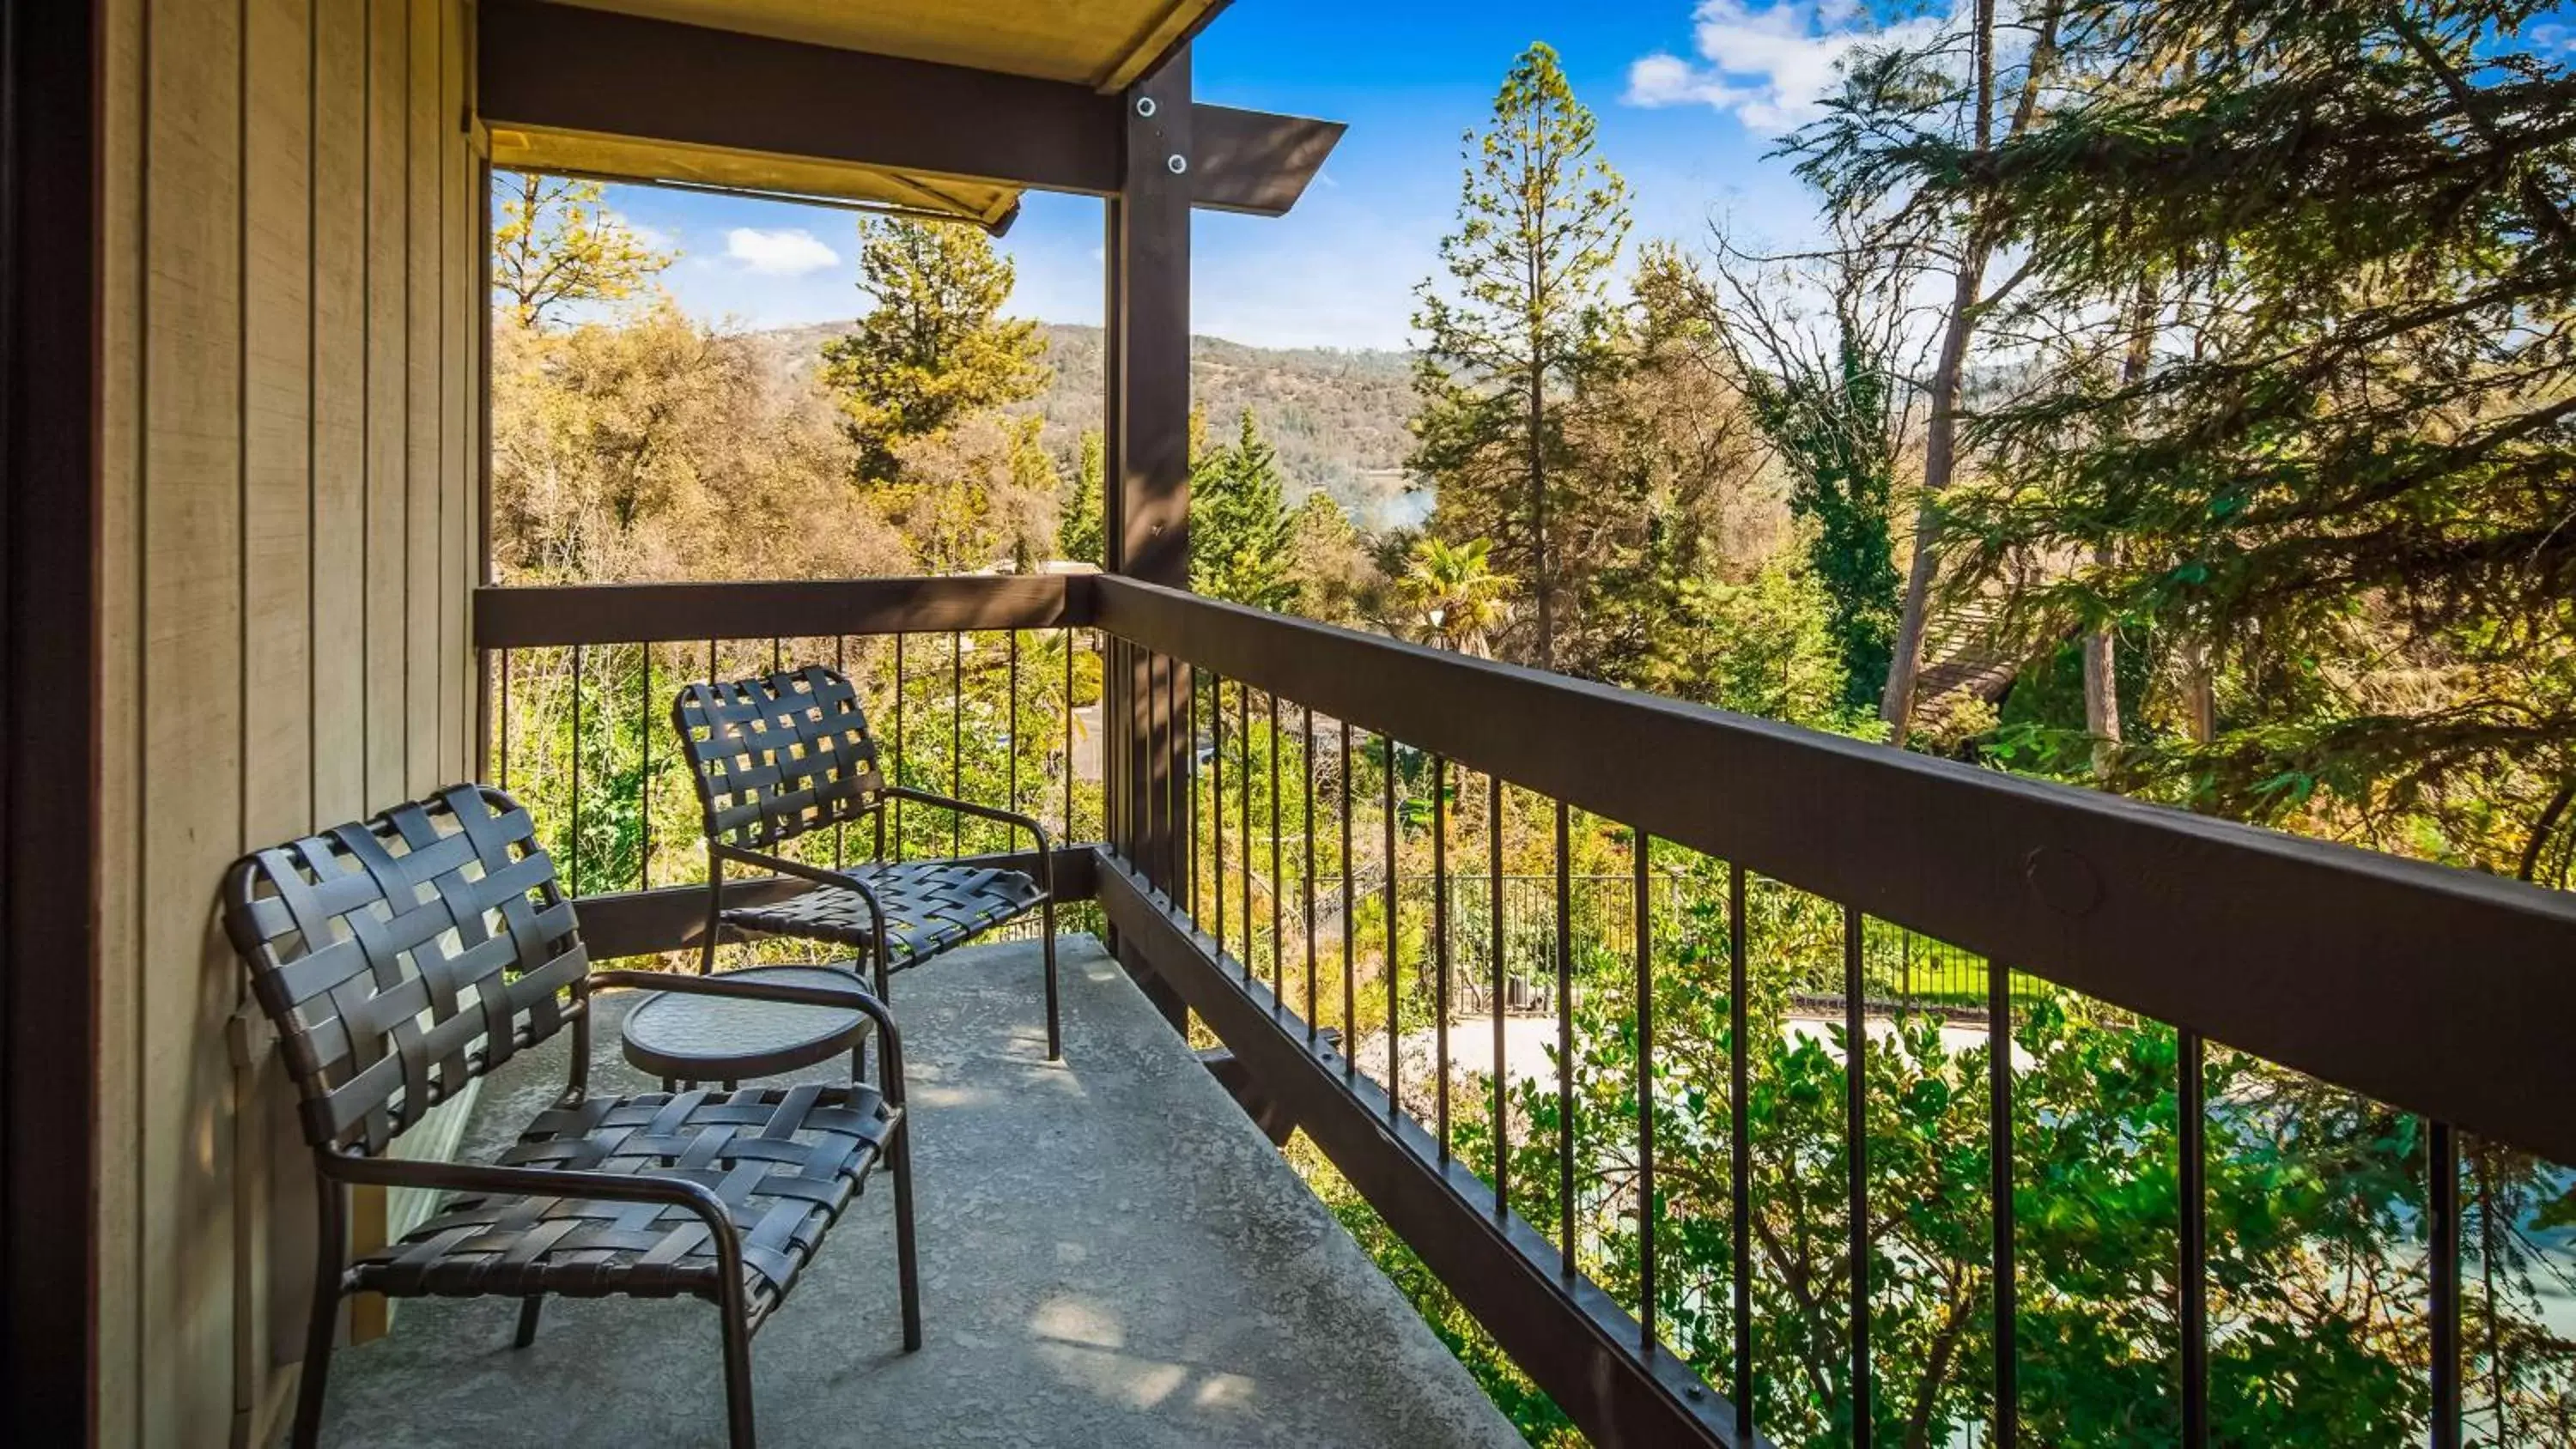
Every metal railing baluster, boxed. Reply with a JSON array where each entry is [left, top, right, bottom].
[[1006, 629, 1019, 823], [1730, 862, 1753, 1437], [1212, 672, 1225, 956], [1637, 835, 1656, 1352], [2180, 1028, 2208, 1448], [1340, 718, 1356, 1074], [496, 648, 512, 791], [835, 635, 849, 871], [1491, 773, 1508, 1220], [2431, 1120, 2461, 1449], [568, 644, 585, 895], [639, 640, 653, 889], [1434, 754, 1449, 1161], [1270, 691, 1284, 1010], [1242, 682, 1255, 984], [1991, 960, 2017, 1449], [1558, 800, 1577, 1278], [1303, 706, 1318, 1044], [951, 630, 963, 859], [891, 633, 906, 862], [1846, 901, 1870, 1446], [1385, 737, 1401, 1125]]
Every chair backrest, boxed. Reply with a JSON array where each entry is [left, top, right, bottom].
[[221, 785, 589, 1156], [672, 665, 885, 850]]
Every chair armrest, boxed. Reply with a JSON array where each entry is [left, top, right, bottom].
[[586, 967, 872, 1012], [879, 786, 1055, 895], [712, 844, 889, 934]]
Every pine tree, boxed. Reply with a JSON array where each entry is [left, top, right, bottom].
[[1410, 43, 1630, 670], [822, 217, 1048, 482], [1933, 0, 2576, 869], [1060, 428, 1105, 565], [1190, 410, 1297, 610]]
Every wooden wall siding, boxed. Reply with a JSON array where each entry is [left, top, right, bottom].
[[92, 0, 484, 1443]]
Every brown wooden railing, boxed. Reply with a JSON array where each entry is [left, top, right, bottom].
[[477, 572, 2576, 1449]]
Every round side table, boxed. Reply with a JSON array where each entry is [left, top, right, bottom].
[[618, 964, 875, 1088]]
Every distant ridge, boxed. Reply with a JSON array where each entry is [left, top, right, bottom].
[[751, 319, 1425, 528]]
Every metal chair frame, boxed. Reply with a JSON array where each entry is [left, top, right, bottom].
[[222, 785, 917, 1449], [676, 666, 1061, 1058]]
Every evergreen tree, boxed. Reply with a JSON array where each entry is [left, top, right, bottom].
[[822, 217, 1048, 481], [1059, 428, 1105, 565], [1928, 0, 2576, 869], [1411, 42, 1631, 669], [1191, 410, 1297, 610]]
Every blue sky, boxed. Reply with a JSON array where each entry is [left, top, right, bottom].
[[594, 1, 1906, 349]]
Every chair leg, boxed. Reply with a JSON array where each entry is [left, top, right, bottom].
[[293, 1281, 339, 1449], [294, 1180, 344, 1449], [513, 1295, 544, 1349], [718, 1300, 757, 1449], [1042, 898, 1060, 1062], [890, 1123, 922, 1353]]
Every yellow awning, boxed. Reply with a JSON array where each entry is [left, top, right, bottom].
[[541, 0, 1222, 91], [486, 124, 1027, 233]]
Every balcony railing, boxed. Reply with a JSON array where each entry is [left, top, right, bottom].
[[475, 570, 2576, 1449]]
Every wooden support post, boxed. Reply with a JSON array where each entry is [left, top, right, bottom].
[[1105, 46, 1193, 1028]]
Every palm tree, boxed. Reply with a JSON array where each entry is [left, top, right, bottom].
[[1400, 537, 1515, 657]]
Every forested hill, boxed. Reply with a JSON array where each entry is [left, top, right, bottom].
[[754, 320, 1424, 527]]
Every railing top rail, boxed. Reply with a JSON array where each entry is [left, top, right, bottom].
[[473, 573, 1086, 649], [1091, 573, 2576, 1166]]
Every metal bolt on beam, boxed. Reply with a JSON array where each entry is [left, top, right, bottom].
[[1167, 154, 1189, 174], [1136, 94, 1159, 118]]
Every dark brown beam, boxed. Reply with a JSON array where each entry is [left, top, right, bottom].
[[471, 575, 1085, 649], [1093, 575, 2576, 1170], [574, 846, 1096, 961], [1193, 105, 1345, 216], [1105, 49, 1194, 906], [477, 1, 1340, 215], [1096, 858, 1754, 1449]]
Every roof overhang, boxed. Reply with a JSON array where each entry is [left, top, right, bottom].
[[479, 0, 1340, 232]]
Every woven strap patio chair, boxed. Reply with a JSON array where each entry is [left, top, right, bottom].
[[222, 784, 918, 1449], [675, 664, 1061, 1058]]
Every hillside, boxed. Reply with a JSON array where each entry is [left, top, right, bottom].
[[754, 320, 1425, 528]]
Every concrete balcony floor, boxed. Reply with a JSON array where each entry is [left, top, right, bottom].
[[314, 937, 1522, 1448]]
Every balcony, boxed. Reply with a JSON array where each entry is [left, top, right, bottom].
[[466, 568, 2576, 1448], [308, 937, 1522, 1448]]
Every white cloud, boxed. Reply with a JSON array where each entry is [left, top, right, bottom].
[[721, 226, 841, 276], [1627, 0, 1947, 134]]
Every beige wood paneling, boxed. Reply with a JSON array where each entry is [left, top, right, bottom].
[[313, 0, 370, 826], [366, 0, 409, 808], [139, 0, 246, 1439], [90, 0, 485, 1439], [93, 0, 146, 1442]]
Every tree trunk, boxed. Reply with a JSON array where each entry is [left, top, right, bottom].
[[1881, 0, 2001, 738], [1529, 371, 1551, 671], [2179, 637, 2217, 743], [2088, 273, 2161, 775], [2083, 573, 2123, 776]]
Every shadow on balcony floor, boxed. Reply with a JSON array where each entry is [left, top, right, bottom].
[[314, 936, 1522, 1449]]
